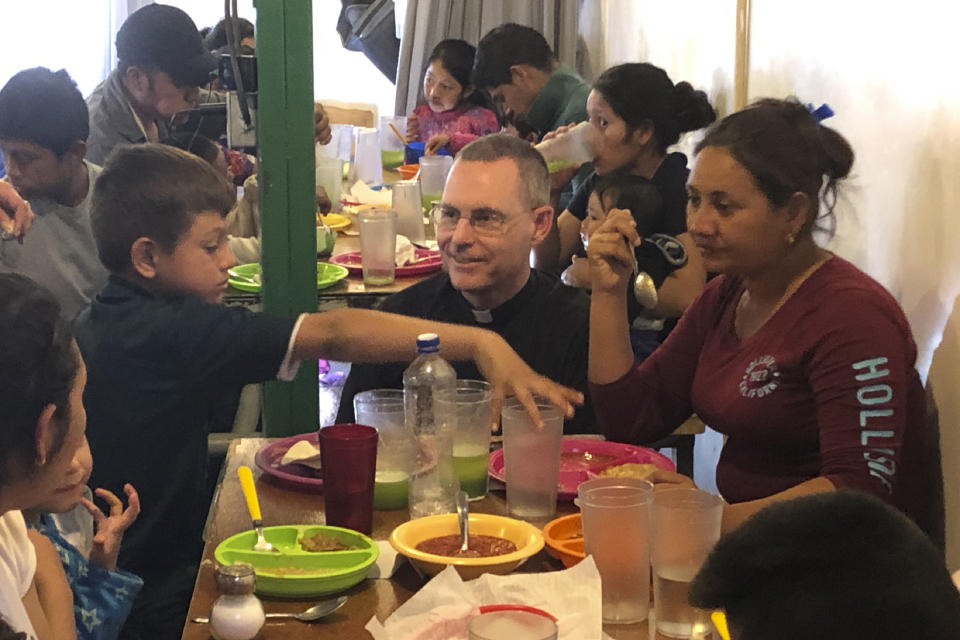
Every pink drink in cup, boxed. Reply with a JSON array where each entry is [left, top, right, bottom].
[[576, 477, 654, 624], [319, 424, 378, 533]]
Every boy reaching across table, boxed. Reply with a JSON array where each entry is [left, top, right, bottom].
[[74, 143, 582, 639]]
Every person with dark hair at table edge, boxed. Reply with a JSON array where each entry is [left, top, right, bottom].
[[689, 491, 960, 640]]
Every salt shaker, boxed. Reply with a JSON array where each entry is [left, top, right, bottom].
[[210, 564, 264, 640]]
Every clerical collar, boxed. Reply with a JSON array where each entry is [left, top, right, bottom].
[[471, 308, 493, 324], [462, 271, 537, 325]]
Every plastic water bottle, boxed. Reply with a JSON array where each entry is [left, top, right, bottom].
[[404, 333, 459, 519]]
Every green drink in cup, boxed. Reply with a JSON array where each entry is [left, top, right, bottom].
[[438, 380, 493, 501], [354, 389, 413, 510]]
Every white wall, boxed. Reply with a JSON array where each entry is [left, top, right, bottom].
[[589, 0, 960, 566]]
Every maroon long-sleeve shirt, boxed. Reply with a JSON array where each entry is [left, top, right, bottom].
[[590, 256, 926, 519]]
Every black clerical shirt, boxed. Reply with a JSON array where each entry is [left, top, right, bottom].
[[337, 269, 595, 433]]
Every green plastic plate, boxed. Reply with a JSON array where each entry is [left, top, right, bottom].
[[214, 525, 379, 597], [227, 262, 349, 293]]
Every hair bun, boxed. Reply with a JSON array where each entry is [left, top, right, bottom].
[[817, 125, 854, 181], [674, 81, 717, 133]]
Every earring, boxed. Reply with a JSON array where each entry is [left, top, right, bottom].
[[786, 233, 796, 245]]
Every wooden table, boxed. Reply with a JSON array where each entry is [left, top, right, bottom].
[[182, 438, 661, 639]]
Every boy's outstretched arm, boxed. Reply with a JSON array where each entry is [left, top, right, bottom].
[[292, 309, 583, 426]]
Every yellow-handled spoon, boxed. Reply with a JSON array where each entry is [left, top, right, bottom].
[[237, 465, 279, 553]]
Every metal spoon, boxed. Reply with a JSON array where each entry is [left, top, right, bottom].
[[237, 465, 279, 553], [628, 241, 658, 309], [456, 490, 470, 553], [192, 596, 347, 624]]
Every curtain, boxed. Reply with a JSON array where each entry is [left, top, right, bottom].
[[394, 0, 582, 116]]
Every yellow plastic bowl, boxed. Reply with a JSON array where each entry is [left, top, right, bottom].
[[390, 513, 544, 580]]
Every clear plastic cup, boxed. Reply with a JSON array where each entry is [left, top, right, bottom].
[[576, 477, 654, 624], [315, 155, 343, 213], [437, 380, 493, 501], [391, 180, 426, 244], [651, 488, 724, 638], [468, 610, 558, 640], [418, 155, 453, 211], [380, 115, 406, 169], [501, 396, 563, 520], [534, 121, 594, 173], [353, 389, 413, 510], [354, 126, 383, 186], [358, 209, 397, 285]]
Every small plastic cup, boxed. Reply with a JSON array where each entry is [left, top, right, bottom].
[[576, 477, 654, 624], [315, 155, 343, 213], [651, 488, 724, 638], [437, 380, 493, 501], [468, 609, 558, 640], [354, 126, 383, 186], [418, 155, 453, 211], [391, 180, 426, 244], [318, 424, 378, 534], [380, 115, 406, 169], [354, 390, 413, 510], [501, 396, 563, 520], [358, 209, 397, 285], [534, 121, 595, 173], [404, 141, 426, 164]]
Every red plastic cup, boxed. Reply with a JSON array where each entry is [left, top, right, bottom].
[[319, 424, 378, 534]]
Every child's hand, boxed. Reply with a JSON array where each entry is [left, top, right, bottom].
[[539, 121, 577, 143], [406, 114, 420, 142], [81, 484, 140, 572], [425, 134, 449, 156], [561, 255, 592, 289]]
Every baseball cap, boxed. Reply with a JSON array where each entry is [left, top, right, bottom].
[[116, 4, 218, 88]]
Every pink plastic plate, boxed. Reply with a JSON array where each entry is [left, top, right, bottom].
[[328, 249, 442, 277], [254, 433, 324, 491], [488, 437, 675, 500]]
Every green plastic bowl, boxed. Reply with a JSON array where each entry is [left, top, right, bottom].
[[214, 525, 379, 597], [227, 262, 349, 293]]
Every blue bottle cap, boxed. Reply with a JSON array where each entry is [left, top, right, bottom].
[[416, 332, 440, 353]]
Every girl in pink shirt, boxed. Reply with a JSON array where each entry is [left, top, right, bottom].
[[406, 40, 499, 156]]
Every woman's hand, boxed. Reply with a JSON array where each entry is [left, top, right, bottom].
[[425, 134, 449, 156], [406, 114, 420, 142], [586, 209, 640, 292], [0, 181, 33, 243], [82, 483, 140, 572], [472, 332, 583, 427], [648, 469, 698, 490]]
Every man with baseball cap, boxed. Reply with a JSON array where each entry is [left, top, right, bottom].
[[86, 4, 217, 165]]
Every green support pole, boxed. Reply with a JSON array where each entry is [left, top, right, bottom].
[[254, 0, 318, 436]]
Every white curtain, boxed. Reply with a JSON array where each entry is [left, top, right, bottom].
[[394, 0, 582, 116]]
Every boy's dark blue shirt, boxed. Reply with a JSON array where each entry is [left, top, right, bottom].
[[72, 275, 295, 602]]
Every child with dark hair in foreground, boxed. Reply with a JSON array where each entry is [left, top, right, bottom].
[[689, 491, 960, 640]]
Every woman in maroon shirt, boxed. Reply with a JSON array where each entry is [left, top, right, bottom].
[[587, 98, 927, 533]]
